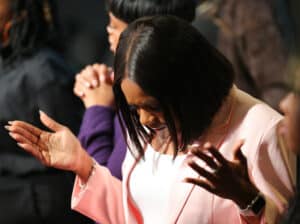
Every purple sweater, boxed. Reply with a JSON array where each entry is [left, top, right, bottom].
[[77, 106, 126, 180]]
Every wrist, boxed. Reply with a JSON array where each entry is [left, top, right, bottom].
[[235, 188, 259, 209], [73, 147, 94, 182], [238, 192, 266, 217], [231, 181, 259, 208]]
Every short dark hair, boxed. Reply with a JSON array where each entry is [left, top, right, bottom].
[[113, 15, 234, 157], [2, 0, 60, 64], [105, 0, 196, 23]]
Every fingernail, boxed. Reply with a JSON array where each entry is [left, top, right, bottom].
[[8, 121, 13, 125], [39, 110, 46, 116], [4, 125, 10, 131], [79, 91, 84, 97], [100, 74, 106, 83]]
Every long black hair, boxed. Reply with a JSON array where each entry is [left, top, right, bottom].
[[113, 15, 234, 157], [1, 0, 60, 64], [105, 0, 197, 24]]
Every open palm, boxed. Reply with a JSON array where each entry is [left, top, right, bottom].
[[6, 111, 82, 172]]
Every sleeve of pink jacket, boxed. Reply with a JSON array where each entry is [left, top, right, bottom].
[[71, 164, 125, 224]]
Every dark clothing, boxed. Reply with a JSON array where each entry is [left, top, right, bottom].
[[216, 0, 291, 110], [0, 48, 92, 223], [281, 194, 300, 223], [281, 156, 300, 224]]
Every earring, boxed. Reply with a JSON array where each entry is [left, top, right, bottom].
[[2, 21, 12, 44]]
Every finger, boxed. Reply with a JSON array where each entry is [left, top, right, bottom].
[[190, 147, 219, 170], [73, 81, 86, 98], [39, 110, 66, 132], [93, 64, 113, 84], [76, 72, 92, 89], [8, 120, 43, 137], [7, 124, 39, 144], [187, 160, 217, 182], [233, 139, 246, 164], [204, 142, 228, 165], [184, 177, 216, 194], [84, 66, 99, 87], [9, 131, 45, 160], [110, 71, 114, 81]]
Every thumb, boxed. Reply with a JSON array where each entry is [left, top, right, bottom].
[[39, 110, 65, 132], [233, 139, 246, 163]]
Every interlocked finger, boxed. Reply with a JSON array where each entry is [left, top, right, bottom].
[[73, 78, 86, 97], [77, 73, 92, 88]]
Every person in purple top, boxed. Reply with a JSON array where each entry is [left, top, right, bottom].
[[74, 0, 197, 179]]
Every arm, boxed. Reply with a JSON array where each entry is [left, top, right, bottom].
[[249, 125, 296, 223], [78, 106, 115, 165], [72, 163, 125, 224], [6, 111, 126, 223], [78, 106, 126, 179], [73, 64, 126, 179]]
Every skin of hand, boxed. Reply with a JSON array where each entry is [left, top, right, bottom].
[[185, 140, 259, 209], [5, 111, 94, 182], [73, 63, 115, 108]]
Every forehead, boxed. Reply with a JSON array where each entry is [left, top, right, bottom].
[[120, 78, 155, 104], [108, 11, 127, 26]]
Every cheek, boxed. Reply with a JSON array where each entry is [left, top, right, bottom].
[[108, 32, 121, 52]]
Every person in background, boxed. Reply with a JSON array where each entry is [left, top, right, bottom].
[[53, 0, 113, 71], [73, 0, 197, 180], [196, 0, 294, 110], [7, 15, 296, 224], [277, 59, 300, 223], [0, 0, 90, 223]]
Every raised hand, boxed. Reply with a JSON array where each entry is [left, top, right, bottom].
[[185, 140, 259, 209], [73, 63, 115, 108], [6, 111, 93, 181]]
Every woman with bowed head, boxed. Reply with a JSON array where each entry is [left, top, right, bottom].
[[73, 0, 197, 180], [7, 15, 296, 224]]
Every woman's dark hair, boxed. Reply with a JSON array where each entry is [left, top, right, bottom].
[[105, 0, 196, 23], [1, 0, 60, 64], [113, 15, 234, 157]]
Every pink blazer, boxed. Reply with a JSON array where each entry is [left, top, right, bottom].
[[72, 93, 296, 224]]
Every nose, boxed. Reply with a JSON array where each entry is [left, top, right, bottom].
[[137, 108, 155, 127], [106, 25, 113, 34]]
